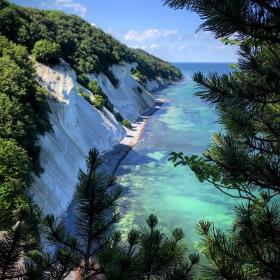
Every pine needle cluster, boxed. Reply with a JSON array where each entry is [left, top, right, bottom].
[[167, 0, 280, 279]]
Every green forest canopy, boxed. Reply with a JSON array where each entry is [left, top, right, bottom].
[[0, 0, 182, 87]]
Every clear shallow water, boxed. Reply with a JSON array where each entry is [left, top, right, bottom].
[[116, 63, 235, 251]]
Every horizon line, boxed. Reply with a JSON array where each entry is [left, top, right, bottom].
[[171, 61, 237, 63]]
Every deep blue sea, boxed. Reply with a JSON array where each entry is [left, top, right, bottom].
[[116, 62, 235, 252]]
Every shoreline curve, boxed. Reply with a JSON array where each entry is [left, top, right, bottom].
[[101, 98, 165, 175]]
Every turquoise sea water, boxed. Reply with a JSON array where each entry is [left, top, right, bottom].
[[116, 63, 235, 251]]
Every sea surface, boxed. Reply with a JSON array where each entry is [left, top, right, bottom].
[[116, 62, 235, 252]]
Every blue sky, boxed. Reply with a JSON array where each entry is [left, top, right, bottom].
[[13, 0, 238, 62]]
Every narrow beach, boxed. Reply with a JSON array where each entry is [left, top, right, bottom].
[[101, 98, 164, 174]]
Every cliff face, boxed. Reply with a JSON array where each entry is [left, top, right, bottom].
[[92, 63, 155, 122], [30, 60, 165, 217]]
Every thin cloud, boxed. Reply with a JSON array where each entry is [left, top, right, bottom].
[[149, 44, 160, 49], [128, 44, 161, 51], [128, 45, 142, 49], [99, 27, 238, 62], [124, 29, 179, 42], [177, 45, 188, 51], [54, 0, 87, 17]]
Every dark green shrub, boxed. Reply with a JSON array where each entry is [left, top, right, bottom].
[[104, 100, 114, 113], [88, 80, 100, 95], [32, 39, 61, 64], [77, 85, 84, 96], [88, 80, 114, 112], [79, 88, 107, 112], [93, 95, 105, 110], [122, 119, 132, 129], [132, 68, 148, 84]]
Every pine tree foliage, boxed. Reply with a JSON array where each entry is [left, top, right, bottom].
[[25, 249, 77, 280], [43, 150, 199, 279], [166, 0, 280, 279], [197, 202, 280, 279], [163, 0, 280, 43], [99, 214, 199, 280], [0, 221, 25, 280], [168, 0, 280, 203], [43, 148, 123, 279], [0, 217, 76, 280], [0, 151, 199, 280]]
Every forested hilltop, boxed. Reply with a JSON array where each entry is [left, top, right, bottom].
[[0, 0, 182, 87]]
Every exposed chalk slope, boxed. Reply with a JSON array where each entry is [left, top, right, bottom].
[[30, 61, 125, 217], [92, 63, 154, 122], [30, 60, 165, 217]]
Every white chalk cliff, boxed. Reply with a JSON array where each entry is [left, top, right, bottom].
[[30, 60, 166, 218], [90, 63, 155, 122]]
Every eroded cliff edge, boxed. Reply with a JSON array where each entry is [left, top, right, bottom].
[[30, 60, 169, 217]]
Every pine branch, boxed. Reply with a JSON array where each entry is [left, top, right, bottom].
[[0, 221, 25, 280]]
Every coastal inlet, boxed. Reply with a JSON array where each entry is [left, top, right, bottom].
[[116, 62, 235, 251]]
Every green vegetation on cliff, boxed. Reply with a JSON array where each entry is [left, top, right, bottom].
[[0, 35, 51, 230], [0, 0, 182, 87], [32, 39, 61, 64], [132, 48, 183, 83]]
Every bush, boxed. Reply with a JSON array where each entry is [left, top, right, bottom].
[[105, 101, 114, 113], [88, 80, 114, 112], [93, 95, 105, 110], [122, 119, 132, 129], [79, 84, 112, 113], [132, 68, 148, 84], [32, 39, 61, 64], [88, 80, 100, 95]]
